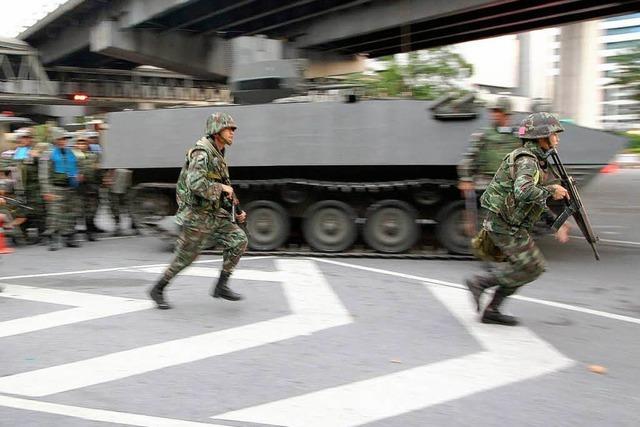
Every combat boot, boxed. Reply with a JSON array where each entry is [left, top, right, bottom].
[[131, 222, 142, 236], [212, 271, 243, 301], [48, 233, 61, 251], [465, 274, 497, 312], [481, 289, 519, 326], [149, 278, 171, 309], [64, 234, 80, 248]]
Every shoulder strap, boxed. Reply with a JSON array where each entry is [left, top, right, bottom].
[[507, 147, 537, 180]]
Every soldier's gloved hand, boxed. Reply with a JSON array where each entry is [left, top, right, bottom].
[[221, 184, 234, 200], [43, 193, 57, 202], [555, 223, 570, 243], [549, 184, 569, 201], [236, 210, 247, 224]]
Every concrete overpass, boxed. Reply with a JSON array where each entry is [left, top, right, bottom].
[[20, 0, 640, 81]]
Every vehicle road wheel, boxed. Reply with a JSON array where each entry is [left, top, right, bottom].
[[244, 201, 290, 251], [131, 189, 173, 226], [363, 200, 419, 253], [435, 200, 472, 255], [303, 200, 357, 252]]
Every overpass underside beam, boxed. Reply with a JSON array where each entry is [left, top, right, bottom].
[[90, 21, 229, 81], [299, 0, 640, 57]]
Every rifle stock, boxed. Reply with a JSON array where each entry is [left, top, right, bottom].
[[548, 148, 600, 260], [463, 189, 478, 236]]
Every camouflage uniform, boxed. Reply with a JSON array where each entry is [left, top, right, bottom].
[[458, 127, 521, 190], [39, 128, 80, 250], [10, 130, 47, 238], [150, 113, 247, 309], [466, 112, 564, 325], [458, 97, 521, 239], [75, 138, 101, 239], [458, 97, 521, 190], [0, 176, 27, 245]]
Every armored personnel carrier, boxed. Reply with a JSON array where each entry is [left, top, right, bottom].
[[101, 95, 626, 255]]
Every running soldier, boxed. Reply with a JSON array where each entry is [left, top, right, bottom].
[[465, 112, 571, 325], [149, 112, 248, 309]]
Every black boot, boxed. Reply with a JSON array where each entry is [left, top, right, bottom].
[[64, 234, 80, 248], [48, 233, 60, 251], [86, 231, 96, 242], [465, 274, 497, 312], [481, 289, 519, 326], [131, 221, 141, 236], [212, 271, 243, 301], [149, 278, 171, 309]]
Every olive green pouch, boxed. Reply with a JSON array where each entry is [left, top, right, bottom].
[[471, 229, 506, 262]]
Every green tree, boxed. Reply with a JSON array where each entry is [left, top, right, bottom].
[[607, 42, 640, 101], [347, 47, 473, 99]]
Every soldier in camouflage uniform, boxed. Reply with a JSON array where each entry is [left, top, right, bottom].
[[458, 97, 521, 191], [149, 112, 248, 309], [74, 133, 101, 241], [40, 128, 81, 251], [465, 112, 571, 326], [0, 168, 28, 247], [7, 128, 47, 242]]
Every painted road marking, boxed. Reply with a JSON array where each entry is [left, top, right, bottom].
[[0, 256, 273, 281], [124, 265, 283, 282], [0, 395, 230, 427], [213, 272, 574, 427], [0, 259, 352, 397], [0, 285, 151, 338], [313, 258, 640, 325]]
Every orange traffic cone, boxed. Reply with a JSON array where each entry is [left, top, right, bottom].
[[0, 216, 15, 254]]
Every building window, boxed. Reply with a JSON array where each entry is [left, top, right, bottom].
[[603, 89, 619, 101], [606, 26, 640, 36], [605, 12, 640, 22], [606, 41, 640, 50]]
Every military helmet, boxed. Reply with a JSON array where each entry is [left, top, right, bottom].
[[205, 112, 237, 136], [518, 112, 564, 139], [490, 97, 512, 114]]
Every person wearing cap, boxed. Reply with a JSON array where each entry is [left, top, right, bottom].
[[12, 127, 47, 242], [39, 127, 81, 250], [74, 132, 102, 241], [464, 112, 571, 326]]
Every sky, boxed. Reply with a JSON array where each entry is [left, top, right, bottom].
[[0, 0, 66, 38]]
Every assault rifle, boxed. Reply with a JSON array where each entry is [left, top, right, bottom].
[[1, 195, 34, 211], [220, 178, 249, 236], [547, 148, 600, 260]]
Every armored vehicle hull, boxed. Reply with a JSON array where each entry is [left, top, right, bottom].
[[102, 99, 625, 254]]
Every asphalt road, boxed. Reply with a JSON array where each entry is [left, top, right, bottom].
[[0, 170, 638, 427]]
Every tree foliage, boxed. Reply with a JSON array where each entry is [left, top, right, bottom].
[[608, 42, 640, 101], [347, 47, 473, 99]]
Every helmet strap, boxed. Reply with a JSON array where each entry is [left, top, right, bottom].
[[217, 132, 232, 146]]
